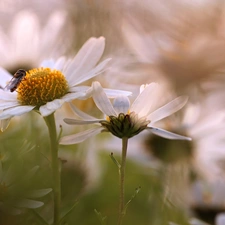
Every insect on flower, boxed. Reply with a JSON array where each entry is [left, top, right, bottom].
[[4, 69, 26, 92]]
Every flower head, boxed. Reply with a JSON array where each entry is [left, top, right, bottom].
[[60, 81, 191, 145], [0, 10, 68, 72], [0, 37, 111, 131]]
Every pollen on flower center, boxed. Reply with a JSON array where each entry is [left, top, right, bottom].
[[17, 68, 69, 107]]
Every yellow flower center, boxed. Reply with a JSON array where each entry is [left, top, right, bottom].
[[17, 68, 69, 107]]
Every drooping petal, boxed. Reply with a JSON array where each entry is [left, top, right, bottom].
[[1, 118, 11, 132], [22, 166, 39, 181], [60, 126, 103, 145], [14, 199, 44, 209], [64, 37, 105, 83], [26, 189, 52, 198], [130, 83, 157, 117], [39, 99, 65, 117], [147, 96, 188, 123], [113, 95, 130, 114], [71, 58, 111, 86], [69, 103, 98, 120], [0, 161, 3, 181], [0, 105, 35, 119], [147, 127, 192, 141], [64, 118, 102, 125], [0, 203, 22, 215], [92, 82, 117, 116]]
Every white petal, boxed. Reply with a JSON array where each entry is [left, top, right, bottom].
[[0, 101, 20, 110], [103, 88, 132, 98], [0, 161, 2, 179], [92, 82, 117, 116], [26, 188, 52, 198], [64, 37, 105, 83], [64, 118, 102, 125], [216, 213, 225, 225], [40, 59, 55, 68], [130, 83, 157, 117], [147, 96, 188, 123], [10, 11, 39, 60], [0, 90, 17, 101], [69, 103, 98, 120], [41, 11, 66, 53], [70, 58, 111, 86], [0, 203, 22, 215], [0, 105, 34, 119], [14, 199, 44, 209], [69, 85, 90, 92], [60, 126, 103, 145], [0, 30, 10, 65], [69, 85, 131, 99], [122, 22, 155, 63], [113, 96, 130, 114], [39, 99, 65, 117], [23, 166, 39, 180], [1, 118, 11, 132], [61, 92, 86, 101], [0, 68, 13, 87], [53, 56, 67, 70], [147, 127, 192, 141]]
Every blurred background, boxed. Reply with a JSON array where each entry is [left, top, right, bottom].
[[1, 0, 225, 224]]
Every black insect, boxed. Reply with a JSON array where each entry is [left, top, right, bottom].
[[4, 69, 26, 92]]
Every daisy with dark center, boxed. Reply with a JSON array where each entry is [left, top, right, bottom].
[[60, 81, 191, 225]]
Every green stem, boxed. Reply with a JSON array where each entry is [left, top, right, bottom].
[[118, 137, 128, 225], [44, 113, 61, 225]]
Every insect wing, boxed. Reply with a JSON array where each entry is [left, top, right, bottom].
[[4, 77, 19, 91]]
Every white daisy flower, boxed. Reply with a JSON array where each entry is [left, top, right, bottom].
[[0, 10, 68, 72], [0, 37, 111, 131], [60, 81, 191, 145]]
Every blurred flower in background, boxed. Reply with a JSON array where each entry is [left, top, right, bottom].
[[0, 10, 70, 74], [121, 0, 225, 103]]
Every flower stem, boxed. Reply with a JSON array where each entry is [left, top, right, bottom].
[[44, 113, 61, 225], [118, 137, 128, 225]]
